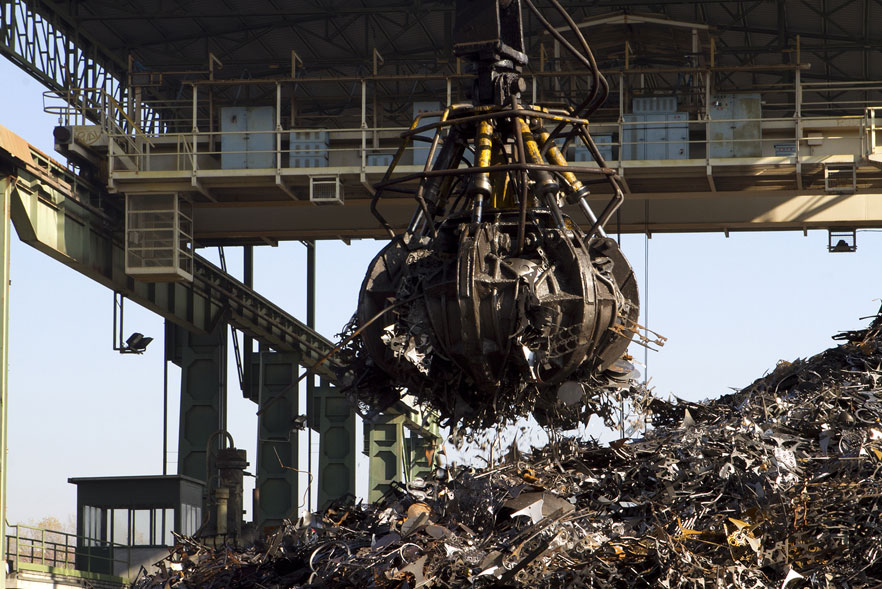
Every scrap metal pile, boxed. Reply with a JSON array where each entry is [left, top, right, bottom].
[[138, 310, 882, 588]]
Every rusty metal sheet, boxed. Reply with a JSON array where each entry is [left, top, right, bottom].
[[0, 125, 35, 167]]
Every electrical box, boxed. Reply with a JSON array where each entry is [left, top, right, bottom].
[[622, 113, 689, 160], [413, 101, 441, 166], [220, 106, 275, 169], [290, 130, 329, 168], [125, 193, 194, 282], [620, 97, 689, 160], [367, 153, 394, 167], [708, 93, 762, 158], [572, 134, 615, 163]]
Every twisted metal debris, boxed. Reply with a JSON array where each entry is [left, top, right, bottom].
[[137, 308, 882, 588], [339, 0, 645, 432]]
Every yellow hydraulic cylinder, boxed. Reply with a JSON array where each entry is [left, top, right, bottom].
[[517, 119, 558, 197], [537, 128, 605, 235], [537, 128, 588, 202], [470, 121, 514, 210], [471, 119, 493, 201]]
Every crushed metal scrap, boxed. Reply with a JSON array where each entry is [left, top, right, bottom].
[[136, 310, 882, 588]]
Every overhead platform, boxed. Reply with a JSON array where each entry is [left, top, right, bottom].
[[2, 0, 877, 245], [93, 111, 882, 242]]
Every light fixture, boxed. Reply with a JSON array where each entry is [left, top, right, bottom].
[[830, 239, 854, 253], [113, 293, 153, 355], [827, 229, 857, 253], [291, 415, 309, 431], [122, 332, 153, 354]]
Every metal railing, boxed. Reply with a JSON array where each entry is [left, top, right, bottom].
[[42, 66, 882, 177], [95, 113, 875, 177], [44, 87, 154, 167], [866, 107, 881, 159], [5, 522, 132, 579]]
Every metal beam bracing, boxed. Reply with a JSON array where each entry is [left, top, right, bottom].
[[0, 0, 129, 124], [2, 0, 879, 128], [0, 127, 339, 380]]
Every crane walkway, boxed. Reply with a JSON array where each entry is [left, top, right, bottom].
[[0, 125, 339, 380]]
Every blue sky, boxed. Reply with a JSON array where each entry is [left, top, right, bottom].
[[2, 57, 880, 527]]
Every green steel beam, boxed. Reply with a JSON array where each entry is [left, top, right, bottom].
[[311, 377, 356, 509], [0, 128, 339, 380], [171, 323, 227, 483], [0, 177, 12, 589], [1, 126, 451, 513], [364, 401, 441, 503], [405, 425, 439, 483], [255, 351, 301, 532], [364, 413, 406, 504]]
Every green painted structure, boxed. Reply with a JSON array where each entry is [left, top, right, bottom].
[[168, 323, 228, 484], [254, 351, 301, 531], [312, 377, 357, 509], [364, 402, 442, 503], [364, 413, 407, 503], [0, 176, 11, 589], [1, 138, 337, 379], [0, 128, 441, 570]]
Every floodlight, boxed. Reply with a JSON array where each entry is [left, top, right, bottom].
[[124, 332, 153, 353]]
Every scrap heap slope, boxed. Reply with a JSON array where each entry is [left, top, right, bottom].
[[136, 308, 882, 588]]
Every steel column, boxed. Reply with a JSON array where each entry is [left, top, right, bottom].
[[405, 423, 439, 483], [364, 413, 406, 503], [312, 378, 356, 509], [305, 240, 315, 509], [173, 324, 227, 483], [242, 245, 254, 395], [255, 351, 301, 532], [0, 177, 11, 589]]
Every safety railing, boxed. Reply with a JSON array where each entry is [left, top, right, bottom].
[[866, 107, 881, 160], [110, 125, 414, 173], [98, 113, 873, 178], [43, 66, 882, 177], [5, 522, 132, 580], [44, 87, 154, 167]]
